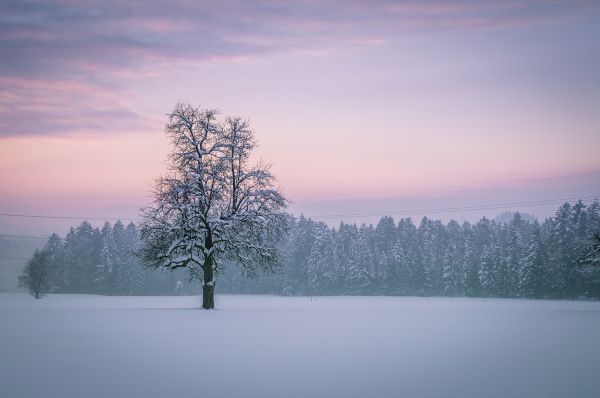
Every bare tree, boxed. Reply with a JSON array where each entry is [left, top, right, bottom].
[[139, 103, 288, 309], [19, 249, 50, 299]]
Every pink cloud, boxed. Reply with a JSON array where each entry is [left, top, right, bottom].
[[0, 77, 155, 137], [1, 0, 597, 138]]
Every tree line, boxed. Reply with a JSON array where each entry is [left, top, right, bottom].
[[220, 200, 600, 299], [19, 221, 193, 298], [19, 200, 600, 299]]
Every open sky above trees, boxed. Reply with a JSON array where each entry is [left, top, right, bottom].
[[1, 0, 600, 234]]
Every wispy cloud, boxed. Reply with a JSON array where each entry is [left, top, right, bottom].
[[0, 77, 152, 136], [0, 0, 597, 136]]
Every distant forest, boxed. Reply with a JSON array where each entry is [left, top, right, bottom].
[[15, 200, 600, 299]]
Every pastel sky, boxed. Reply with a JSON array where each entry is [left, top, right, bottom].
[[1, 0, 600, 234]]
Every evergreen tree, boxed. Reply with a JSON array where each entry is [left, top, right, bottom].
[[397, 218, 424, 295], [442, 220, 464, 296], [346, 226, 374, 295], [19, 249, 51, 299], [479, 241, 504, 297], [374, 216, 396, 293], [581, 232, 600, 267], [550, 203, 576, 297], [390, 243, 409, 295], [111, 220, 127, 293], [419, 218, 442, 295], [374, 216, 397, 254], [117, 223, 146, 295], [307, 224, 336, 295], [61, 227, 77, 291], [44, 233, 64, 292], [283, 215, 316, 295], [518, 224, 548, 298], [66, 221, 102, 293], [586, 200, 600, 232], [99, 222, 115, 293], [463, 229, 480, 297], [505, 213, 526, 297]]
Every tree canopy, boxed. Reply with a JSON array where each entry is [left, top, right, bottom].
[[139, 103, 288, 308]]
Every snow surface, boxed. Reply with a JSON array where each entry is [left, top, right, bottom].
[[1, 294, 600, 398]]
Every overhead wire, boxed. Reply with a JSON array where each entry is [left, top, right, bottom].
[[0, 194, 597, 222]]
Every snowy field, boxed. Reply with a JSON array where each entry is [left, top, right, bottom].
[[1, 294, 600, 398]]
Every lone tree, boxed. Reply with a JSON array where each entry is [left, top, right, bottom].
[[19, 249, 50, 299], [139, 103, 288, 309]]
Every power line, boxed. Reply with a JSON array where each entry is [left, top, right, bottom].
[[0, 234, 49, 240], [0, 256, 30, 261], [308, 195, 600, 219], [0, 213, 139, 222], [0, 194, 597, 222]]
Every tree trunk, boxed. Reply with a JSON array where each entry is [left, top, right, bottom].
[[202, 258, 215, 310]]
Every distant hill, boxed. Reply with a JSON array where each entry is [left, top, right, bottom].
[[494, 211, 537, 224]]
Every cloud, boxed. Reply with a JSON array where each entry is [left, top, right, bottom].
[[2, 0, 597, 79], [0, 77, 153, 136], [0, 0, 597, 137]]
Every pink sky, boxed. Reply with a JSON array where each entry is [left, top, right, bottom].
[[1, 0, 599, 234]]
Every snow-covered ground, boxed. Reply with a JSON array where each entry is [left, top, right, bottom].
[[1, 294, 600, 398]]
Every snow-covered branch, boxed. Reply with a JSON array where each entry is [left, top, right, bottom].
[[139, 103, 288, 295]]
